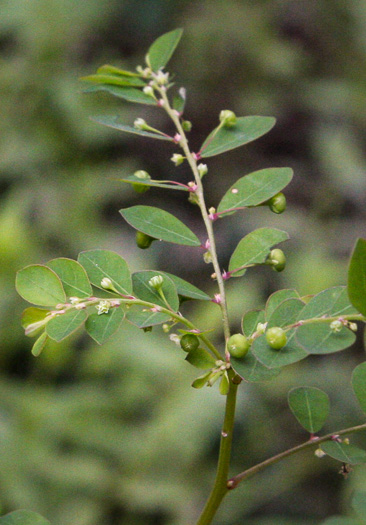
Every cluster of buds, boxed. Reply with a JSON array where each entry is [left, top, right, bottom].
[[330, 318, 358, 333]]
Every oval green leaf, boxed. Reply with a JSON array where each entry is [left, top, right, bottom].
[[251, 330, 307, 369], [81, 73, 145, 87], [21, 307, 49, 337], [16, 265, 66, 306], [31, 332, 48, 357], [132, 271, 179, 311], [351, 362, 366, 415], [217, 168, 293, 214], [126, 308, 170, 328], [321, 440, 366, 465], [85, 307, 124, 345], [83, 85, 157, 105], [78, 250, 132, 295], [268, 298, 305, 328], [200, 116, 276, 158], [162, 272, 211, 301], [288, 386, 330, 433], [348, 238, 366, 316], [46, 309, 87, 342], [120, 206, 201, 246], [296, 323, 356, 355], [231, 351, 281, 382], [185, 347, 216, 369], [229, 228, 289, 276], [91, 116, 172, 141], [265, 289, 300, 320], [147, 28, 183, 71], [118, 175, 189, 192], [0, 510, 51, 525], [242, 309, 265, 338], [47, 258, 92, 298], [298, 286, 358, 320]]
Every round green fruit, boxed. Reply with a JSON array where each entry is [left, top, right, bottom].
[[267, 249, 286, 272], [180, 334, 200, 352], [136, 231, 155, 249], [268, 192, 286, 214], [266, 327, 287, 350], [227, 333, 250, 358]]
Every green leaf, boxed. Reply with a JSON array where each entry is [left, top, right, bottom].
[[16, 265, 66, 306], [298, 286, 358, 320], [265, 289, 300, 320], [173, 88, 186, 114], [46, 309, 87, 342], [85, 307, 124, 345], [47, 258, 92, 298], [147, 28, 183, 71], [242, 309, 265, 337], [162, 272, 211, 301], [78, 250, 132, 295], [351, 491, 366, 523], [191, 371, 212, 389], [31, 332, 48, 357], [126, 308, 170, 328], [96, 65, 141, 77], [21, 307, 49, 336], [252, 330, 307, 369], [288, 387, 330, 433], [91, 116, 172, 141], [200, 116, 276, 158], [217, 168, 293, 214], [351, 362, 366, 415], [81, 73, 145, 87], [132, 271, 179, 311], [83, 85, 157, 105], [320, 518, 361, 525], [118, 175, 189, 192], [231, 351, 281, 382], [296, 322, 356, 355], [120, 206, 201, 246], [348, 238, 366, 316], [185, 348, 216, 369], [229, 228, 289, 276], [269, 298, 305, 328], [321, 441, 366, 465], [0, 510, 51, 525]]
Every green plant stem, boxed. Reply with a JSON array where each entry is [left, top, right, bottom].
[[284, 313, 366, 332], [195, 377, 239, 525], [227, 422, 366, 489]]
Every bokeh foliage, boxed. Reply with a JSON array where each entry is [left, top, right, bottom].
[[2, 1, 366, 523]]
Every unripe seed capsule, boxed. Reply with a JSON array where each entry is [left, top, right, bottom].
[[268, 192, 286, 214], [180, 334, 200, 352], [227, 333, 250, 358], [219, 110, 237, 128], [266, 327, 287, 350], [267, 249, 286, 272], [136, 231, 155, 249]]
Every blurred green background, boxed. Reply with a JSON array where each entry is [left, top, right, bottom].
[[2, 0, 366, 523]]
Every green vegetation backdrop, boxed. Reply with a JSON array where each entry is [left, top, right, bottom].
[[2, 1, 366, 524]]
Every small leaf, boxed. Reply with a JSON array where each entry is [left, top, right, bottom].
[[229, 228, 289, 276], [269, 298, 305, 328], [298, 286, 358, 320], [121, 206, 201, 246], [16, 265, 66, 306], [126, 308, 170, 328], [96, 65, 141, 77], [132, 271, 179, 311], [252, 330, 307, 369], [191, 371, 212, 389], [321, 441, 366, 465], [31, 332, 48, 357], [348, 238, 366, 316], [118, 175, 189, 192], [265, 289, 300, 320], [0, 510, 51, 525], [91, 116, 172, 141], [47, 258, 92, 298], [85, 307, 124, 345], [296, 323, 356, 355], [46, 309, 87, 342], [217, 168, 293, 214], [200, 116, 276, 158], [231, 351, 281, 382], [162, 272, 211, 301], [81, 74, 145, 87], [78, 250, 132, 295], [351, 491, 366, 523], [21, 307, 49, 336], [351, 362, 366, 415], [83, 85, 157, 105], [173, 88, 186, 114], [185, 347, 216, 369], [288, 387, 330, 433], [147, 28, 183, 71], [242, 310, 265, 337]]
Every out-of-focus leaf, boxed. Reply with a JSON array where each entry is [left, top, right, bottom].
[[348, 238, 366, 316], [118, 175, 189, 191], [83, 85, 157, 105], [78, 250, 132, 295], [320, 518, 360, 525], [96, 65, 141, 77], [132, 271, 179, 311], [351, 491, 366, 523], [120, 206, 201, 246], [46, 309, 87, 342], [229, 228, 289, 276], [173, 88, 186, 114], [16, 265, 66, 306], [91, 116, 172, 140], [231, 351, 281, 382], [288, 386, 330, 433], [242, 310, 265, 337], [321, 441, 366, 464], [298, 286, 358, 320], [47, 258, 92, 298], [185, 347, 216, 369], [31, 332, 48, 357], [296, 323, 355, 355], [200, 116, 276, 158], [265, 289, 300, 320], [0, 510, 51, 525], [85, 307, 124, 345], [351, 362, 366, 415], [21, 307, 49, 336], [217, 168, 293, 214], [81, 73, 145, 87], [147, 28, 183, 71]]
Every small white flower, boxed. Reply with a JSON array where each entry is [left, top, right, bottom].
[[143, 85, 155, 97], [96, 300, 111, 315], [134, 170, 150, 180], [148, 275, 164, 290], [330, 320, 343, 333], [171, 153, 185, 166], [155, 70, 169, 85], [134, 118, 148, 130], [169, 334, 180, 346], [256, 322, 267, 334], [197, 164, 208, 178], [75, 303, 86, 310], [69, 297, 79, 305], [101, 277, 113, 290], [314, 447, 326, 458]]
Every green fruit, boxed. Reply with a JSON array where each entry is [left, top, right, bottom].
[[266, 327, 287, 350], [132, 183, 150, 193], [268, 192, 286, 214], [266, 249, 286, 272], [136, 231, 154, 249], [180, 333, 200, 352], [227, 333, 250, 358]]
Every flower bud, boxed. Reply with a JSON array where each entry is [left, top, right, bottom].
[[101, 277, 113, 290], [266, 249, 286, 272], [182, 120, 192, 131], [134, 118, 148, 130], [219, 110, 237, 128], [197, 163, 208, 178], [171, 153, 185, 166], [268, 192, 286, 214], [148, 275, 164, 290], [266, 327, 287, 350], [330, 320, 343, 333], [143, 85, 155, 97]]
